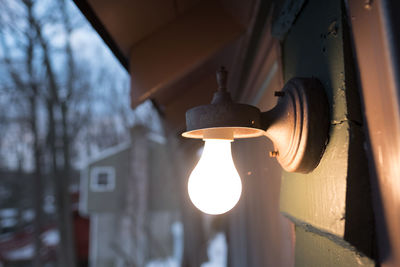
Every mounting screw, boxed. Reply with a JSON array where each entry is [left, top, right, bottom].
[[274, 91, 285, 97], [269, 151, 279, 158]]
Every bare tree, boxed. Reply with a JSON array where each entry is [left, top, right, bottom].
[[0, 1, 45, 265], [0, 1, 132, 266]]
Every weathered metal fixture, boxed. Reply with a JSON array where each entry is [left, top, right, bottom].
[[183, 67, 330, 173], [182, 67, 330, 215]]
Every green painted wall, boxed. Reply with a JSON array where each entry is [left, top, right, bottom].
[[295, 224, 374, 267], [280, 0, 349, 236], [279, 0, 375, 264]]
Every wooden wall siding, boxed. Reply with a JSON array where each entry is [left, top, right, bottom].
[[230, 138, 295, 267], [281, 0, 347, 234], [129, 1, 243, 107], [162, 37, 245, 134], [280, 0, 375, 264], [294, 224, 374, 267], [239, 8, 283, 107], [348, 0, 400, 266], [167, 136, 208, 267], [226, 10, 295, 267], [87, 0, 201, 58]]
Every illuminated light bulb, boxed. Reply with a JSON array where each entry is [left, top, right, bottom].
[[188, 139, 242, 215]]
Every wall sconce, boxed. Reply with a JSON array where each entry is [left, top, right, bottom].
[[182, 67, 330, 214]]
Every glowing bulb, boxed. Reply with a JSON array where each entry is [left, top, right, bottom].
[[188, 139, 242, 215]]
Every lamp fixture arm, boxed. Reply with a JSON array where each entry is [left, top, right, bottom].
[[182, 67, 330, 173], [260, 106, 281, 132], [259, 78, 330, 173]]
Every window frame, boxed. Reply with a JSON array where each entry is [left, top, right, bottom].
[[90, 166, 116, 192]]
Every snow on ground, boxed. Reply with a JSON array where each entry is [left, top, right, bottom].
[[145, 231, 227, 267], [146, 258, 179, 267], [201, 233, 227, 267], [4, 244, 34, 261], [145, 222, 183, 267], [42, 229, 60, 246], [0, 228, 59, 261]]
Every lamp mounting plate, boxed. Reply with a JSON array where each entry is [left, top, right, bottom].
[[263, 78, 330, 173]]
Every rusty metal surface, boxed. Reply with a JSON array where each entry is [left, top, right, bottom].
[[183, 68, 264, 139], [264, 78, 330, 173], [182, 91, 263, 139], [183, 71, 329, 173], [347, 0, 400, 265]]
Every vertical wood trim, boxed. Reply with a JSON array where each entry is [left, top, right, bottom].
[[347, 0, 400, 265]]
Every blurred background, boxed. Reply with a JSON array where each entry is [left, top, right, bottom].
[[0, 1, 235, 266], [0, 0, 179, 266]]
